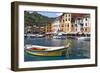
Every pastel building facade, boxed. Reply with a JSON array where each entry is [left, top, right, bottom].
[[71, 13, 90, 34], [45, 22, 52, 34], [83, 15, 91, 34], [60, 13, 71, 34], [75, 17, 84, 34], [45, 13, 90, 35]]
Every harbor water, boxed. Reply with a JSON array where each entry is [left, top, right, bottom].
[[24, 37, 90, 61]]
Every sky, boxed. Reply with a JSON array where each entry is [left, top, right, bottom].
[[29, 11, 63, 18], [37, 12, 63, 18]]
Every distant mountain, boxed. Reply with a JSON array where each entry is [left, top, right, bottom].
[[24, 11, 56, 27]]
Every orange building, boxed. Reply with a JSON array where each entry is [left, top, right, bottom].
[[45, 22, 52, 34]]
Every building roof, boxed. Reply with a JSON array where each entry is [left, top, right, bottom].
[[71, 13, 89, 22]]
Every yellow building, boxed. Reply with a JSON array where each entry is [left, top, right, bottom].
[[45, 22, 52, 34], [60, 13, 71, 34]]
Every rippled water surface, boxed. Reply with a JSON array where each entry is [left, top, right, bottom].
[[24, 37, 90, 61]]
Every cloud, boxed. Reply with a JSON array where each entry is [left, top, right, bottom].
[[55, 13, 63, 16], [37, 12, 63, 18], [29, 11, 33, 14]]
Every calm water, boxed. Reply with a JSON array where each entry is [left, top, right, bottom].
[[24, 37, 90, 61]]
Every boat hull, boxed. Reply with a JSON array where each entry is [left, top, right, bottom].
[[25, 48, 67, 56]]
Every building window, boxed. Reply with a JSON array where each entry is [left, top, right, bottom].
[[71, 24, 73, 27], [77, 18, 80, 20], [71, 18, 74, 22], [63, 20, 64, 22], [66, 18, 67, 21], [85, 23, 87, 26], [67, 24, 69, 27], [85, 28, 87, 31], [80, 23, 83, 26], [68, 18, 70, 21], [75, 24, 77, 27]]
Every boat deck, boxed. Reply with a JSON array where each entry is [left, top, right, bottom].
[[25, 45, 65, 51]]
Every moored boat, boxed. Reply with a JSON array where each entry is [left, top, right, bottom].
[[25, 45, 69, 56], [77, 37, 90, 41], [24, 34, 44, 38]]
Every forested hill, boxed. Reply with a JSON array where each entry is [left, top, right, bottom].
[[24, 11, 56, 27]]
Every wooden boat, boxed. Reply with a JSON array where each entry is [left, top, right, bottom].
[[77, 37, 90, 41], [25, 45, 69, 56]]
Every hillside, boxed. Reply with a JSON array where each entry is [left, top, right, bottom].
[[24, 11, 56, 27]]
